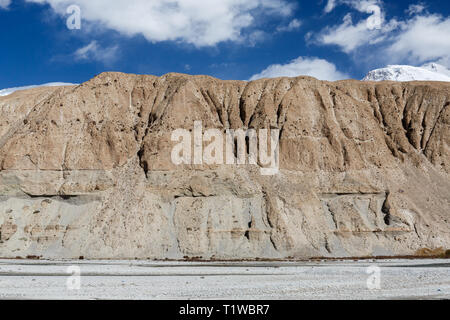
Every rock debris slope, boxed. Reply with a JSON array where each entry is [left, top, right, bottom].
[[0, 72, 449, 259]]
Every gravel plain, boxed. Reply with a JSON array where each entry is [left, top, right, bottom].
[[0, 259, 448, 300]]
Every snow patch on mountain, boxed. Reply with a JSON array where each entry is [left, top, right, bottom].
[[0, 82, 77, 97], [363, 64, 450, 82]]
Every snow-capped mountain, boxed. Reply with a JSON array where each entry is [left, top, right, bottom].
[[421, 62, 450, 77], [0, 82, 77, 97], [363, 64, 450, 82]]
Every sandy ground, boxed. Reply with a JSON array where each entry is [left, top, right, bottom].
[[0, 259, 448, 300]]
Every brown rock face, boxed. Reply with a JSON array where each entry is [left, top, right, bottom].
[[0, 72, 449, 259]]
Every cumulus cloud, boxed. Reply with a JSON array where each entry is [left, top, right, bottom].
[[317, 1, 450, 68], [0, 0, 11, 9], [74, 41, 119, 63], [249, 56, 349, 81], [26, 0, 295, 47]]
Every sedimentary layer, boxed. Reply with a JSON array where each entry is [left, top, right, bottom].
[[0, 72, 449, 259]]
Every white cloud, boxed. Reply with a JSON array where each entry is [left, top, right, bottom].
[[406, 4, 426, 16], [324, 0, 382, 13], [247, 30, 267, 46], [74, 41, 119, 63], [318, 14, 389, 53], [387, 14, 450, 67], [26, 0, 295, 47], [318, 0, 395, 52], [276, 19, 301, 32], [249, 56, 349, 81], [317, 1, 450, 68], [0, 0, 11, 9], [317, 11, 401, 53], [324, 0, 336, 13]]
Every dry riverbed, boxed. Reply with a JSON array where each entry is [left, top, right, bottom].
[[0, 259, 448, 300]]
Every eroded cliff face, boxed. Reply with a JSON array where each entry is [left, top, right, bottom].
[[0, 72, 449, 259]]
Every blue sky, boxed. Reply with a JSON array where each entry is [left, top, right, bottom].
[[1, 0, 449, 88]]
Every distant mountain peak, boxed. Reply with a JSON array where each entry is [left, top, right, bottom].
[[363, 63, 450, 82], [0, 82, 77, 97]]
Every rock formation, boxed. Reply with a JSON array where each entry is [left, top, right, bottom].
[[0, 72, 449, 259]]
